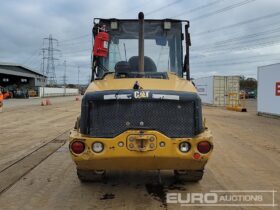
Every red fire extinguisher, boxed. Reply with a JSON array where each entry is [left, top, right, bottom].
[[93, 27, 109, 57]]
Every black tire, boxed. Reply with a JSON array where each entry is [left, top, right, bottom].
[[77, 169, 105, 182], [174, 170, 204, 182]]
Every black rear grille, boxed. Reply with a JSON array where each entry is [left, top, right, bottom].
[[79, 90, 204, 138], [88, 100, 196, 138]]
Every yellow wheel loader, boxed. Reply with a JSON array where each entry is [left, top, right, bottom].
[[69, 12, 213, 182]]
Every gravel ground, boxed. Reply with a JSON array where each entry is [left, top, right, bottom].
[[0, 99, 279, 210]]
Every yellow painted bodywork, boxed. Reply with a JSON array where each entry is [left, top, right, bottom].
[[69, 128, 213, 170], [69, 72, 213, 170], [226, 106, 247, 112], [226, 92, 247, 112], [86, 73, 197, 93]]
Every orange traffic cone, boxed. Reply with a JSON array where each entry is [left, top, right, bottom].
[[41, 100, 46, 106], [46, 99, 52, 105]]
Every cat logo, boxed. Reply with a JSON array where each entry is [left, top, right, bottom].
[[134, 91, 150, 99]]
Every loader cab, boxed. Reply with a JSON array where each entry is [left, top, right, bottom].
[[91, 18, 190, 80]]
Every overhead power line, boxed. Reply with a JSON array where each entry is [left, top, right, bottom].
[[59, 34, 91, 43], [60, 39, 90, 48], [23, 49, 40, 66], [114, 0, 151, 16], [187, 0, 257, 21], [193, 25, 280, 50], [192, 33, 280, 54], [216, 27, 280, 45], [191, 58, 280, 67], [193, 11, 280, 36], [170, 0, 226, 18], [191, 52, 280, 64], [146, 0, 183, 16], [62, 48, 91, 55], [192, 38, 280, 56], [191, 52, 280, 61]]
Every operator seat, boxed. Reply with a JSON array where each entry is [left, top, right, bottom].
[[128, 56, 157, 72], [115, 61, 131, 74]]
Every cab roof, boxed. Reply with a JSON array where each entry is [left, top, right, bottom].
[[94, 18, 189, 25]]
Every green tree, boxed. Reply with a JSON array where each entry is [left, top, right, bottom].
[[240, 77, 257, 91]]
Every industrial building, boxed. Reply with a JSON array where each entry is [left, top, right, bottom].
[[0, 62, 46, 97], [0, 62, 46, 87]]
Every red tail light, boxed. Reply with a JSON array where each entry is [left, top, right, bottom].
[[193, 152, 201, 159], [197, 141, 211, 154], [71, 141, 85, 154]]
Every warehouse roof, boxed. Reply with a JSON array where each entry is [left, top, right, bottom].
[[0, 62, 47, 78]]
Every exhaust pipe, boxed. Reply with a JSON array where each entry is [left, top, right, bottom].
[[138, 12, 144, 73]]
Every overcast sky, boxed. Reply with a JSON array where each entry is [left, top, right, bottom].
[[0, 0, 280, 84]]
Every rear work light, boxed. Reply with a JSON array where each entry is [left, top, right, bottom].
[[92, 142, 104, 153], [71, 141, 85, 154], [179, 142, 191, 153], [197, 141, 212, 154]]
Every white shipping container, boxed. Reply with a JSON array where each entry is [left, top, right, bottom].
[[194, 76, 240, 106], [257, 63, 280, 116], [39, 87, 78, 97]]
